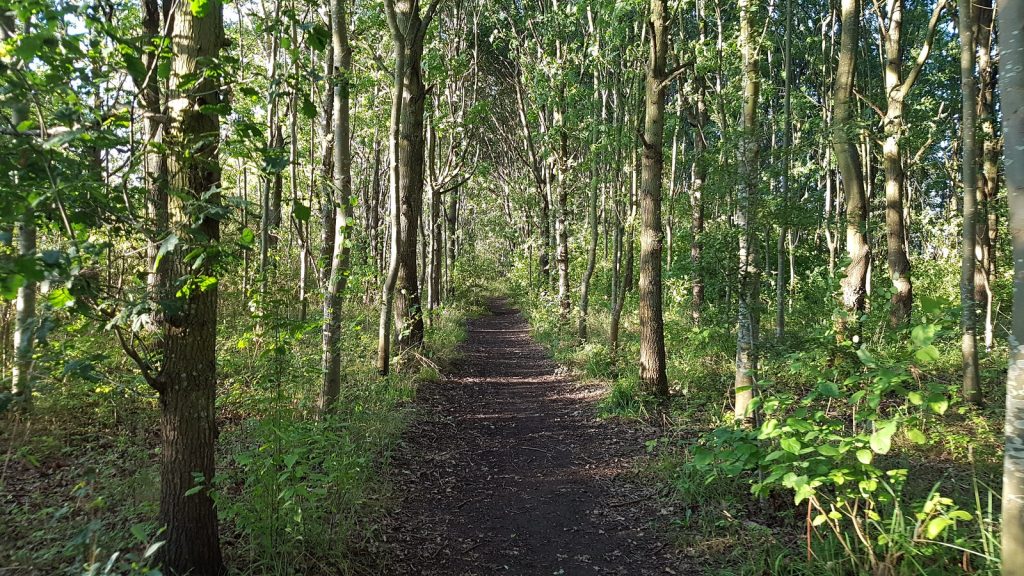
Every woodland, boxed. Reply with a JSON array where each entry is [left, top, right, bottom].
[[2, 0, 1024, 574]]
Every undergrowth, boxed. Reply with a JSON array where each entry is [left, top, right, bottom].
[[0, 280, 480, 575]]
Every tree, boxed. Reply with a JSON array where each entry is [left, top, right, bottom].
[[151, 0, 227, 571], [1000, 0, 1024, 570], [873, 0, 947, 325], [834, 0, 869, 330], [320, 0, 352, 414], [957, 0, 981, 405], [734, 0, 761, 421], [638, 0, 670, 399]]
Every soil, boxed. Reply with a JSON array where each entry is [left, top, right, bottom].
[[379, 299, 689, 575]]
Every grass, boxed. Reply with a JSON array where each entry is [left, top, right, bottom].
[[0, 280, 480, 575], [500, 261, 1006, 576]]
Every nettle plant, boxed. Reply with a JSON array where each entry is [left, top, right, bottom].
[[691, 322, 978, 574]]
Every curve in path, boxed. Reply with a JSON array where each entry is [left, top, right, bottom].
[[381, 299, 685, 575]]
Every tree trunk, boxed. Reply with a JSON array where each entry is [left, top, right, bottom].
[[999, 0, 1024, 568], [320, 0, 351, 414], [775, 0, 792, 340], [958, 0, 981, 406], [393, 8, 430, 352], [156, 0, 226, 571], [577, 74, 601, 341], [834, 0, 869, 332], [638, 0, 670, 399], [734, 0, 760, 421], [377, 2, 408, 375], [445, 184, 459, 299], [976, 0, 997, 350]]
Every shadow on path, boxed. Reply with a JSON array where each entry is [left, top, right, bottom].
[[380, 298, 686, 575]]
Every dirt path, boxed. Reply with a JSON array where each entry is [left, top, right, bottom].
[[380, 299, 686, 575]]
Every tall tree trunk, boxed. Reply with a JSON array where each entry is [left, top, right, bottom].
[[377, 1, 408, 375], [775, 0, 792, 340], [578, 74, 601, 341], [834, 0, 869, 332], [320, 0, 351, 414], [958, 0, 981, 406], [734, 0, 760, 421], [638, 0, 670, 399], [976, 0, 997, 350], [156, 0, 226, 571], [445, 184, 459, 299], [879, 0, 945, 325], [393, 6, 431, 352], [690, 93, 707, 325], [4, 13, 34, 410], [999, 0, 1024, 568]]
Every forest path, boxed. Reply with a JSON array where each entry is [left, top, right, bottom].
[[379, 299, 686, 575]]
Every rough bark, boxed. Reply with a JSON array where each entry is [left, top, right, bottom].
[[638, 0, 670, 399], [393, 5, 431, 352], [156, 0, 226, 571]]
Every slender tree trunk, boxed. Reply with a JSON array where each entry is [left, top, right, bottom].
[[834, 0, 869, 332], [958, 0, 981, 406], [999, 0, 1024, 568], [976, 0, 998, 350], [734, 0, 760, 421], [775, 0, 792, 340], [577, 76, 601, 340], [320, 0, 351, 414], [377, 3, 407, 375], [690, 95, 707, 325], [445, 184, 459, 299], [638, 0, 670, 399], [156, 0, 226, 571], [12, 215, 35, 410], [4, 13, 34, 409]]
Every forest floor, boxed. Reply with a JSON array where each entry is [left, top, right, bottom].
[[377, 298, 688, 575]]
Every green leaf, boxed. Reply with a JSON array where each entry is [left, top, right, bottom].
[[925, 517, 953, 539], [816, 444, 840, 456], [190, 0, 210, 17], [914, 344, 941, 364], [301, 97, 317, 119], [47, 287, 74, 308], [911, 323, 939, 347], [292, 201, 311, 222], [816, 381, 840, 398], [870, 422, 896, 455], [691, 446, 713, 468], [856, 347, 876, 367], [239, 227, 255, 247], [811, 514, 828, 527], [780, 437, 801, 454], [183, 485, 203, 497], [908, 391, 924, 405], [906, 428, 926, 444], [130, 523, 148, 543], [154, 234, 179, 273], [929, 396, 949, 415], [856, 449, 873, 465]]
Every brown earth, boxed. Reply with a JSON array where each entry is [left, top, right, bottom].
[[379, 299, 689, 575]]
